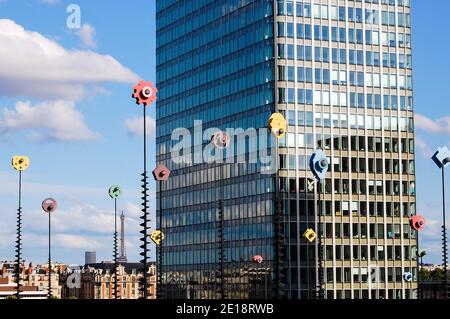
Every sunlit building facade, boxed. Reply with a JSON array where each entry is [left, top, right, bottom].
[[156, 0, 417, 299]]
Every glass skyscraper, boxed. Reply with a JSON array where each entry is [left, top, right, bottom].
[[156, 0, 417, 299]]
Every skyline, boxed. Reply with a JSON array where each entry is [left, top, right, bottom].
[[0, 0, 449, 269]]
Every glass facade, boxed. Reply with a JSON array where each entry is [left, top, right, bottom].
[[156, 0, 417, 299], [156, 0, 276, 299]]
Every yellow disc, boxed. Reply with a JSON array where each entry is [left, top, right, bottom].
[[303, 228, 317, 243], [11, 156, 30, 171], [150, 230, 165, 246], [268, 113, 287, 139]]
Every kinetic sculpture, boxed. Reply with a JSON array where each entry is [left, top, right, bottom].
[[152, 164, 170, 299], [268, 112, 287, 299], [42, 198, 57, 299], [309, 149, 330, 299], [109, 185, 122, 300], [132, 80, 157, 299], [431, 146, 450, 298], [11, 155, 30, 299], [211, 131, 230, 299]]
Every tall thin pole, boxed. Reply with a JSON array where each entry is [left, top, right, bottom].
[[158, 180, 164, 299], [218, 163, 225, 299], [442, 167, 448, 298], [317, 180, 324, 299], [140, 105, 149, 299], [114, 198, 118, 300], [48, 212, 51, 299], [15, 171, 22, 299]]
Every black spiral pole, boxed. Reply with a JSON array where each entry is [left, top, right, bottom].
[[114, 198, 119, 300], [15, 171, 22, 299], [317, 181, 324, 299], [217, 165, 225, 299], [140, 105, 150, 299], [157, 180, 164, 299], [441, 167, 449, 298]]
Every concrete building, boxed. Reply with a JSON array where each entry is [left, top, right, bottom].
[[156, 0, 416, 299], [85, 252, 96, 265]]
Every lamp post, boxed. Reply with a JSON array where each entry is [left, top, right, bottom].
[[42, 198, 57, 299], [431, 146, 450, 299], [152, 164, 171, 299], [11, 155, 30, 299], [132, 80, 157, 299], [309, 149, 330, 299], [109, 185, 122, 300]]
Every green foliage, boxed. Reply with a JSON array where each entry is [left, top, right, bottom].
[[420, 268, 447, 281]]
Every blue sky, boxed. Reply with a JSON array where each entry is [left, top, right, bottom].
[[0, 0, 449, 266]]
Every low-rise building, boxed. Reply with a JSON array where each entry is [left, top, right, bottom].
[[60, 262, 157, 299], [0, 260, 62, 299]]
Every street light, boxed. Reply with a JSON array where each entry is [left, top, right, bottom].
[[431, 146, 450, 299]]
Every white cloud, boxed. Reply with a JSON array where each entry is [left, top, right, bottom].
[[125, 116, 155, 137], [0, 100, 99, 142], [77, 23, 96, 48], [415, 136, 433, 159], [0, 19, 139, 100], [415, 113, 450, 135], [23, 233, 103, 250], [123, 202, 142, 218], [125, 116, 156, 136]]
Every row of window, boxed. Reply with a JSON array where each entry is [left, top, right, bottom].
[[278, 44, 412, 69], [278, 1, 411, 28], [281, 133, 414, 154], [165, 245, 273, 265], [322, 222, 415, 240], [278, 22, 411, 48], [279, 89, 414, 108], [324, 246, 416, 263], [282, 198, 415, 219], [280, 66, 412, 87]]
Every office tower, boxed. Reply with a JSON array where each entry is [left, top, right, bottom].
[[85, 252, 96, 265], [156, 0, 416, 299]]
